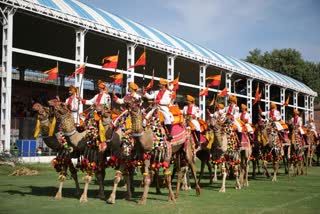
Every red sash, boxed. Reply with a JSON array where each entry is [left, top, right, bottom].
[[240, 112, 246, 122], [227, 104, 233, 115], [155, 90, 165, 104], [187, 105, 193, 115], [67, 97, 73, 105], [96, 93, 103, 105], [270, 110, 274, 118]]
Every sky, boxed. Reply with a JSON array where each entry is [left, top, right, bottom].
[[79, 0, 320, 62]]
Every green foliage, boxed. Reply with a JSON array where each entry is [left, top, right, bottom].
[[245, 48, 320, 99]]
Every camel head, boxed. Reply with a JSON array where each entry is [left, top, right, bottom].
[[48, 99, 70, 120], [32, 103, 50, 121], [123, 95, 143, 133], [96, 104, 112, 126]]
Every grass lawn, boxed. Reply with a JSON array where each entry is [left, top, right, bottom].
[[0, 161, 320, 214]]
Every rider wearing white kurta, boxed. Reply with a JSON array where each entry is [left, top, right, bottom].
[[260, 102, 284, 131], [291, 109, 304, 135], [240, 104, 254, 135], [223, 95, 242, 142], [182, 95, 201, 145], [65, 85, 81, 125], [82, 80, 111, 107], [144, 78, 173, 140], [113, 82, 141, 105], [307, 117, 318, 139]]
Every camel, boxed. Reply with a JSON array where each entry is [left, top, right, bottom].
[[32, 103, 81, 200], [260, 121, 284, 182], [47, 99, 107, 203], [209, 117, 241, 192], [111, 96, 200, 205], [289, 125, 306, 176]]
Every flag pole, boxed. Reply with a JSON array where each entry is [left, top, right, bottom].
[[213, 70, 223, 111], [56, 61, 59, 97], [76, 56, 88, 126], [112, 50, 120, 92]]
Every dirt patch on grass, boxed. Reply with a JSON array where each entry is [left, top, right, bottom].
[[10, 167, 39, 176]]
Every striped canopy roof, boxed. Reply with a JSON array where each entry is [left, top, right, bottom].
[[3, 0, 317, 96]]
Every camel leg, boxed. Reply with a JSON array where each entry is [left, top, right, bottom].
[[107, 170, 122, 204], [55, 172, 66, 200], [213, 163, 218, 182], [235, 164, 241, 190], [219, 163, 227, 193], [263, 160, 271, 178], [175, 153, 182, 198], [80, 174, 92, 203], [198, 160, 205, 184], [69, 162, 81, 197], [272, 161, 279, 182], [165, 169, 176, 202], [154, 171, 162, 194], [138, 159, 151, 205], [245, 159, 250, 187], [206, 161, 213, 184], [186, 145, 201, 196], [95, 169, 106, 200], [252, 159, 257, 179]]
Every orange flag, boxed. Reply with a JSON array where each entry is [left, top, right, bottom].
[[199, 87, 209, 96], [170, 76, 179, 91], [206, 75, 221, 87], [102, 55, 118, 69], [283, 95, 290, 106], [145, 72, 154, 91], [67, 64, 86, 81], [217, 87, 228, 97], [128, 51, 146, 69], [110, 73, 123, 85], [42, 66, 58, 82], [253, 84, 262, 105]]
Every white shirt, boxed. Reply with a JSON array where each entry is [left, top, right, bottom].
[[144, 89, 172, 106], [83, 92, 111, 107]]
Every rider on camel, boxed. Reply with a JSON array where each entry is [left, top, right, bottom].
[[113, 82, 142, 105], [65, 85, 81, 125], [82, 80, 111, 108], [260, 102, 286, 141], [223, 95, 242, 144], [182, 95, 201, 147], [291, 109, 306, 143], [306, 117, 318, 140], [240, 104, 254, 140], [144, 78, 173, 141]]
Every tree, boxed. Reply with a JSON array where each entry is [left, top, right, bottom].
[[244, 48, 320, 100]]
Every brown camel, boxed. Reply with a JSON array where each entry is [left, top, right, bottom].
[[48, 99, 107, 203], [32, 103, 81, 200]]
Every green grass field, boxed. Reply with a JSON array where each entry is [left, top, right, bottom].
[[0, 162, 320, 214]]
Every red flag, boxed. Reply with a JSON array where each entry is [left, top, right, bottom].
[[199, 87, 209, 96], [42, 66, 58, 82], [283, 95, 290, 106], [253, 84, 262, 105], [170, 76, 179, 91], [128, 51, 146, 69], [110, 73, 123, 85], [102, 55, 118, 69], [67, 64, 86, 81], [217, 87, 228, 97]]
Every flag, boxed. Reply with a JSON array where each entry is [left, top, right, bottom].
[[128, 51, 146, 69], [253, 84, 262, 105], [110, 73, 123, 85], [199, 87, 209, 96], [217, 87, 228, 97], [145, 74, 154, 91], [102, 55, 118, 69], [170, 76, 179, 91], [283, 95, 290, 106], [42, 66, 58, 82], [206, 75, 221, 87], [67, 64, 86, 81]]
